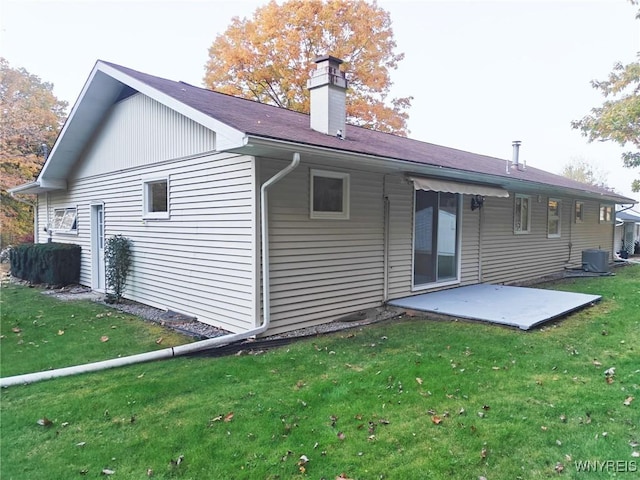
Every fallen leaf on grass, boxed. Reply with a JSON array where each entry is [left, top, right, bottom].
[[170, 455, 184, 466], [37, 417, 53, 427], [431, 415, 442, 425], [76, 442, 86, 447], [101, 469, 115, 475], [606, 377, 614, 384], [336, 474, 353, 480], [480, 446, 488, 459], [623, 396, 634, 406], [147, 468, 154, 477], [416, 377, 423, 385], [592, 359, 602, 366], [155, 337, 163, 345], [57, 330, 64, 335], [100, 336, 109, 343], [337, 431, 346, 440], [554, 462, 564, 473], [12, 327, 21, 333], [632, 451, 639, 458], [223, 412, 234, 422]]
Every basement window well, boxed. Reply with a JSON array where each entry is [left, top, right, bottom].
[[310, 169, 350, 220], [143, 176, 169, 220]]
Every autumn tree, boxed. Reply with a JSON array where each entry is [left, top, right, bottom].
[[0, 58, 67, 248], [560, 157, 610, 190], [204, 0, 412, 135]]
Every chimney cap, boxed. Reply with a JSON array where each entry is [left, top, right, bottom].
[[313, 55, 344, 65]]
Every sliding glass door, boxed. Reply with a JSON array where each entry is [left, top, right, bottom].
[[413, 190, 460, 286]]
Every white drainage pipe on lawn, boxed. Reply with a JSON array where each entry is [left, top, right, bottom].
[[0, 152, 301, 389]]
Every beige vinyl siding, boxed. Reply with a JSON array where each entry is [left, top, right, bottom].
[[385, 175, 413, 299], [41, 149, 257, 334], [480, 195, 614, 284], [262, 159, 385, 335], [72, 93, 216, 180]]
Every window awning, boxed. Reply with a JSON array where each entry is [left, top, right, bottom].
[[409, 177, 509, 198]]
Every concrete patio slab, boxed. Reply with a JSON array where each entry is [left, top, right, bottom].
[[388, 284, 601, 330]]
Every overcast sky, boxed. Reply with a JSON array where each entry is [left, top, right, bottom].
[[2, 0, 638, 201]]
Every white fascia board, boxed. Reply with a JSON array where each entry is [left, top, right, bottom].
[[95, 62, 246, 150]]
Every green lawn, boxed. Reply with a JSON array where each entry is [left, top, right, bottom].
[[0, 282, 193, 377], [1, 265, 639, 479]]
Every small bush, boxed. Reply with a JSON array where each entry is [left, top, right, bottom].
[[9, 243, 81, 286], [105, 235, 132, 303]]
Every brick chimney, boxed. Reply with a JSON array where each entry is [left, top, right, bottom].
[[307, 55, 347, 139]]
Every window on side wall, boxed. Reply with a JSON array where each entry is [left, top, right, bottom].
[[548, 198, 561, 238], [310, 169, 350, 220], [51, 207, 78, 233], [143, 176, 169, 220], [574, 201, 584, 223], [599, 204, 613, 223], [514, 194, 531, 234]]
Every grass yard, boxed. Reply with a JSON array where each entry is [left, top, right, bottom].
[[1, 265, 639, 479], [0, 281, 193, 377]]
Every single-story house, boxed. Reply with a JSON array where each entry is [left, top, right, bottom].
[[10, 57, 637, 335], [615, 209, 640, 255]]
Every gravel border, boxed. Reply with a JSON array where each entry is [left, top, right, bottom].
[[31, 281, 405, 341]]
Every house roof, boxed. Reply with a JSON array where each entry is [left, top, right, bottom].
[[617, 210, 640, 222], [11, 60, 637, 205]]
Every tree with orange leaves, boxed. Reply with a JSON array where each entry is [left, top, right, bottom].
[[204, 0, 412, 136]]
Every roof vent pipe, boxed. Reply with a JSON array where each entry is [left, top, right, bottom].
[[512, 140, 524, 171]]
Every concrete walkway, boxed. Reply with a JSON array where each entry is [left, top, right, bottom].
[[389, 284, 601, 330]]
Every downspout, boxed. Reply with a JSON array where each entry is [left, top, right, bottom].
[[382, 176, 390, 302], [0, 153, 301, 388], [9, 192, 37, 243]]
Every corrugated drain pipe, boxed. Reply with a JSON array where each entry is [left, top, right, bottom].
[[0, 153, 301, 388]]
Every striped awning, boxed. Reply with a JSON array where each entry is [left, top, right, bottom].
[[409, 177, 509, 198]]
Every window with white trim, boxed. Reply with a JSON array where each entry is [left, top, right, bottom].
[[575, 201, 584, 223], [547, 198, 561, 238], [514, 194, 531, 234], [310, 169, 350, 220], [599, 204, 613, 223], [143, 176, 169, 219], [51, 207, 78, 233]]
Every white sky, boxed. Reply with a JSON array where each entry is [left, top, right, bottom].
[[1, 0, 638, 201]]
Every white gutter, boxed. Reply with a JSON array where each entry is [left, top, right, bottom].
[[0, 153, 301, 388]]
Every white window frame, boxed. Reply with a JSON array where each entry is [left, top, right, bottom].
[[574, 201, 584, 223], [514, 194, 531, 234], [547, 198, 561, 238], [310, 169, 350, 220], [142, 175, 170, 220], [599, 204, 613, 224], [51, 207, 78, 234]]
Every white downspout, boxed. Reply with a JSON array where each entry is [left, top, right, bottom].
[[0, 153, 301, 388]]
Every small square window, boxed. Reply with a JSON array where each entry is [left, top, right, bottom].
[[52, 207, 78, 233], [514, 194, 531, 234], [310, 170, 349, 220], [599, 204, 613, 223], [548, 198, 561, 238], [575, 201, 584, 223], [143, 176, 169, 219]]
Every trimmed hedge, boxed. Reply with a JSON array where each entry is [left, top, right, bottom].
[[9, 243, 81, 286]]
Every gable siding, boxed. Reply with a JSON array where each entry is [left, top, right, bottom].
[[72, 93, 216, 180], [39, 147, 257, 333], [261, 159, 385, 335]]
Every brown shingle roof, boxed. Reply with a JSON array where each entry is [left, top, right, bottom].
[[104, 61, 635, 203]]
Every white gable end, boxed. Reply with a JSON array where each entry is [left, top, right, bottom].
[[72, 93, 217, 179]]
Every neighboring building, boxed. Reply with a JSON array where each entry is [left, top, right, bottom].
[[10, 58, 637, 335], [615, 210, 640, 256]]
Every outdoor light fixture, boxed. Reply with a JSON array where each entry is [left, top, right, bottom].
[[471, 195, 484, 211]]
